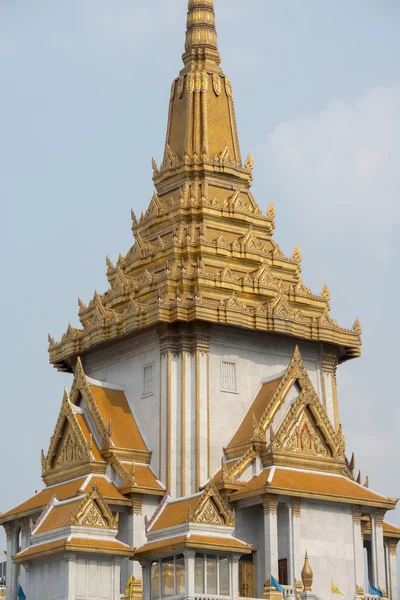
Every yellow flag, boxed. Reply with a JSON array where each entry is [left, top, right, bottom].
[[331, 581, 344, 596], [125, 577, 133, 597]]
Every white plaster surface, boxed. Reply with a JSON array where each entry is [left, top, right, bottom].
[[298, 500, 355, 600]]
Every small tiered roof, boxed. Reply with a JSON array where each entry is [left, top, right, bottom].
[[136, 482, 251, 559], [13, 483, 134, 565], [0, 360, 164, 528]]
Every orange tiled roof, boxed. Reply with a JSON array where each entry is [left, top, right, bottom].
[[0, 476, 128, 524], [83, 477, 127, 501], [0, 478, 86, 522], [122, 463, 164, 491], [135, 534, 251, 559], [14, 537, 134, 563], [90, 385, 148, 452], [75, 413, 103, 462], [227, 377, 283, 449], [149, 496, 199, 532], [231, 468, 395, 507], [362, 519, 400, 539], [35, 499, 82, 534]]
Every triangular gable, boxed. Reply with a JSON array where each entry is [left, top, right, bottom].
[[271, 389, 345, 461], [189, 482, 235, 527], [71, 358, 151, 464], [222, 347, 346, 484], [70, 482, 119, 530], [42, 389, 98, 480]]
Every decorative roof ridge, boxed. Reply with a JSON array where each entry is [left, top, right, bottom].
[[30, 494, 57, 536]]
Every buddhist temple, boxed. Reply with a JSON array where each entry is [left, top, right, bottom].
[[1, 1, 399, 600]]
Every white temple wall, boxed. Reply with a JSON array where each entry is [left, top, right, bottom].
[[83, 330, 160, 472], [235, 504, 264, 597], [298, 500, 355, 600], [209, 327, 323, 476], [29, 557, 66, 600]]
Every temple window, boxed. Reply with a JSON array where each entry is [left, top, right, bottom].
[[151, 555, 185, 599], [143, 363, 154, 396], [195, 553, 231, 596], [221, 361, 237, 393]]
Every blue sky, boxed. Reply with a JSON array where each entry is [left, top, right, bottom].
[[1, 0, 399, 585]]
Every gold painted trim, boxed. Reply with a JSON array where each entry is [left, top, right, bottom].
[[181, 351, 187, 496]]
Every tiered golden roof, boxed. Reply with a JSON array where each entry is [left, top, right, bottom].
[[48, 0, 361, 372]]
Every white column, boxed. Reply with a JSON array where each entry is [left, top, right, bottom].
[[387, 541, 398, 600], [353, 506, 365, 595], [231, 555, 240, 599], [113, 557, 122, 600], [370, 514, 379, 587], [5, 521, 19, 600], [170, 352, 181, 498], [375, 511, 387, 592], [292, 498, 302, 587], [140, 560, 151, 600], [65, 554, 77, 600], [287, 502, 295, 586], [263, 495, 279, 583], [184, 550, 196, 599]]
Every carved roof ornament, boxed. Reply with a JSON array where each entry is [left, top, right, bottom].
[[301, 552, 313, 591], [188, 481, 235, 527], [292, 244, 302, 264], [70, 482, 119, 529]]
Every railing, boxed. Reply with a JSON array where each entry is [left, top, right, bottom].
[[281, 586, 296, 598], [365, 595, 381, 600]]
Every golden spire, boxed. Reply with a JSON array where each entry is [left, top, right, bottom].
[[301, 551, 314, 591], [184, 0, 221, 69]]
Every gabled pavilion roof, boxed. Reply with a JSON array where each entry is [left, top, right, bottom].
[[48, 0, 362, 373]]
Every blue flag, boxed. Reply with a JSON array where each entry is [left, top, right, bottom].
[[271, 575, 284, 593], [369, 584, 383, 598], [18, 585, 26, 600]]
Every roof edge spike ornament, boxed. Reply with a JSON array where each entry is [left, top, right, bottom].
[[183, 0, 221, 71]]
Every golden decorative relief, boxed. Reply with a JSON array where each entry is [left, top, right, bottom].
[[70, 482, 119, 530], [189, 481, 235, 527], [389, 539, 398, 557], [212, 73, 221, 96], [293, 498, 302, 519], [79, 503, 107, 529], [262, 494, 279, 515], [376, 508, 386, 528], [353, 505, 362, 526]]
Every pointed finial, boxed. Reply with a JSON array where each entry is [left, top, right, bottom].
[[364, 476, 369, 488], [301, 551, 313, 591], [353, 318, 362, 335], [321, 283, 331, 301], [184, 0, 221, 67], [267, 201, 276, 220], [106, 256, 114, 272], [78, 297, 87, 312], [244, 153, 254, 173], [48, 333, 56, 347], [292, 244, 302, 263]]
